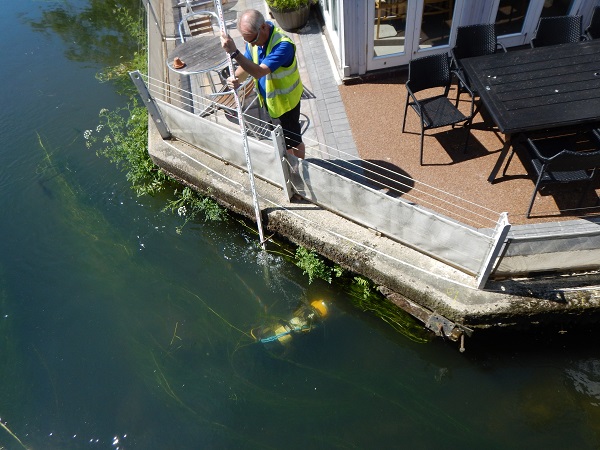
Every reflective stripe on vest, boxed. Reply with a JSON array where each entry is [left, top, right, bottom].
[[251, 26, 303, 118]]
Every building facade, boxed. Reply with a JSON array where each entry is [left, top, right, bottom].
[[317, 0, 600, 80]]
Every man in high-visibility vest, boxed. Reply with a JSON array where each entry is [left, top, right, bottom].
[[220, 9, 305, 159]]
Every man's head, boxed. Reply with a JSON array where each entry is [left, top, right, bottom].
[[238, 9, 268, 47]]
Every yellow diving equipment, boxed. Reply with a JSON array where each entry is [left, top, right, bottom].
[[310, 300, 328, 318], [257, 300, 328, 345]]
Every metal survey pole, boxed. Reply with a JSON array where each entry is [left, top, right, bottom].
[[214, 0, 266, 249]]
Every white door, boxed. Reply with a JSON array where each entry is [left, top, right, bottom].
[[367, 0, 465, 71], [321, 0, 342, 57]]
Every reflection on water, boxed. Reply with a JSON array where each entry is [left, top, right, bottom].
[[1, 0, 600, 448], [568, 359, 600, 403], [28, 0, 141, 67]]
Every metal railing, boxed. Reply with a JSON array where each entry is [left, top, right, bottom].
[[132, 71, 512, 287], [138, 0, 600, 285]]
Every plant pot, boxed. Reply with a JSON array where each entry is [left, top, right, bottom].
[[270, 4, 310, 31]]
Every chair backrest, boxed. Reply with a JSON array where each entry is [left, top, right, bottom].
[[210, 77, 256, 113], [184, 0, 227, 13], [407, 53, 452, 93], [453, 23, 498, 60], [376, 0, 407, 17], [531, 15, 583, 47], [178, 11, 218, 42], [546, 149, 600, 172], [586, 6, 600, 39]]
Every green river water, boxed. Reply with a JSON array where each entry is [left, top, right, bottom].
[[1, 0, 600, 448]]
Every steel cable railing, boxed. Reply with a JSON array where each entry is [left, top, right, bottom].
[[144, 73, 502, 230], [142, 73, 599, 233], [298, 132, 503, 228], [147, 73, 276, 137], [137, 73, 600, 280]]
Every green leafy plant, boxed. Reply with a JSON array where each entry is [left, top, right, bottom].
[[163, 187, 228, 234], [85, 4, 227, 233], [85, 105, 228, 231], [353, 275, 372, 300], [82, 5, 163, 197], [266, 0, 310, 11], [85, 103, 168, 197], [294, 246, 343, 284]]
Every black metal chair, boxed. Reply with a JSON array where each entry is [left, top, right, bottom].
[[503, 131, 600, 217], [450, 23, 506, 114], [402, 53, 475, 165], [585, 6, 600, 40], [530, 15, 585, 48]]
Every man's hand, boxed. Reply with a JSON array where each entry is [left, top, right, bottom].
[[220, 32, 236, 54], [227, 76, 240, 90]]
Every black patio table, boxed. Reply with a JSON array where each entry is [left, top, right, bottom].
[[460, 39, 600, 182]]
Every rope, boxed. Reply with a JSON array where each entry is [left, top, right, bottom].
[[259, 324, 311, 343]]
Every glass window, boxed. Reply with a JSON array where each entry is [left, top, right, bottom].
[[373, 0, 454, 56], [540, 0, 574, 17], [331, 0, 338, 32], [373, 0, 408, 56], [495, 0, 532, 35], [418, 0, 454, 49]]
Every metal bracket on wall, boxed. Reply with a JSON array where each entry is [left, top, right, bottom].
[[271, 125, 295, 201], [129, 70, 172, 140], [425, 312, 473, 343]]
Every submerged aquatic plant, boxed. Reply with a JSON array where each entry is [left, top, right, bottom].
[[0, 272, 29, 450], [260, 244, 428, 341], [0, 419, 27, 450], [163, 187, 228, 234], [345, 279, 431, 344]]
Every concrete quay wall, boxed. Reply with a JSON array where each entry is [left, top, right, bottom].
[[143, 0, 600, 345], [148, 124, 600, 343]]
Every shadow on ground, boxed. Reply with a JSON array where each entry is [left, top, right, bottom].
[[306, 158, 414, 198]]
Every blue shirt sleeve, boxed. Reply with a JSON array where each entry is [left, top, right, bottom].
[[243, 41, 294, 70], [262, 41, 295, 72]]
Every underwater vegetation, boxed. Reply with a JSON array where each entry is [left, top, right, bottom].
[[74, 0, 431, 348], [345, 279, 431, 344], [37, 131, 136, 258], [124, 271, 457, 448], [287, 244, 431, 344], [0, 269, 29, 450]]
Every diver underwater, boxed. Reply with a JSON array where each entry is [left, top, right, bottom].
[[252, 300, 329, 347]]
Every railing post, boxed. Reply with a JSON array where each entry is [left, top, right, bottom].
[[129, 70, 172, 140], [271, 125, 294, 201], [476, 212, 511, 289]]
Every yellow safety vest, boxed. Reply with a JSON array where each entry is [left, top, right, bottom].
[[251, 26, 303, 118]]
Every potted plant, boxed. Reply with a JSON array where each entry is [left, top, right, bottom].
[[266, 0, 312, 32]]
